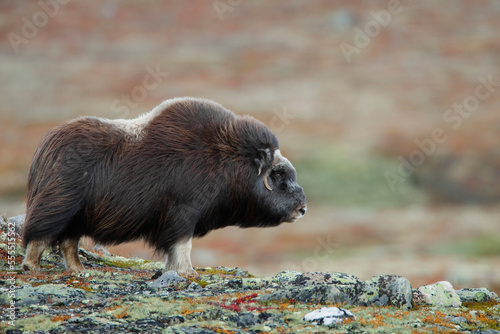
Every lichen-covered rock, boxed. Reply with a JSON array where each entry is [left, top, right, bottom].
[[415, 281, 462, 307], [361, 275, 413, 309], [0, 214, 25, 235], [292, 272, 359, 286], [229, 312, 257, 328], [258, 273, 413, 309], [1, 215, 499, 333], [6, 214, 25, 234], [457, 288, 500, 303], [258, 284, 351, 305], [241, 277, 272, 290], [149, 271, 189, 289], [272, 270, 302, 285], [87, 252, 163, 270], [0, 284, 86, 307]]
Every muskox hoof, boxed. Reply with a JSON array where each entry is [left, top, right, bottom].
[[60, 239, 85, 273], [65, 263, 85, 272], [177, 268, 199, 278], [21, 261, 40, 272]]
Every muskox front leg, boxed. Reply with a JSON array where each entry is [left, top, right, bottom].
[[165, 237, 198, 276], [60, 238, 84, 272], [22, 239, 50, 272]]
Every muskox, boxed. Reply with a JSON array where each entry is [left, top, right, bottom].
[[22, 97, 307, 275]]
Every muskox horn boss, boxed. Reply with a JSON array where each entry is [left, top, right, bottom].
[[21, 97, 307, 275]]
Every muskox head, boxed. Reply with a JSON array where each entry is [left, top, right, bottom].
[[248, 147, 307, 226]]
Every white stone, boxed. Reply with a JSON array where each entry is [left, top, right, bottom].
[[303, 307, 355, 325]]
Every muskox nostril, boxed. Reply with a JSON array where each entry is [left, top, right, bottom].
[[298, 205, 307, 216]]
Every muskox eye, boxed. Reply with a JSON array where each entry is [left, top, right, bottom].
[[273, 170, 285, 181]]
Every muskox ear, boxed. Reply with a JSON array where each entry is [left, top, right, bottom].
[[255, 148, 272, 176], [254, 148, 274, 191]]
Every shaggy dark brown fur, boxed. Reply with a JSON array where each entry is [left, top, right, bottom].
[[22, 97, 306, 275]]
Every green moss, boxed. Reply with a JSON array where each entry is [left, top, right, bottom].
[[463, 298, 499, 311], [5, 315, 60, 332], [190, 279, 210, 288], [194, 267, 254, 280], [100, 296, 196, 321], [72, 284, 94, 292], [96, 259, 129, 268], [198, 267, 234, 276], [259, 298, 298, 308], [95, 257, 159, 270]]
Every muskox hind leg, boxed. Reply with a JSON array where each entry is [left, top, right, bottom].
[[22, 239, 50, 272], [60, 238, 84, 272], [165, 237, 198, 276]]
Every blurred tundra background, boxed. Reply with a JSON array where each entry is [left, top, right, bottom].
[[1, 1, 499, 293]]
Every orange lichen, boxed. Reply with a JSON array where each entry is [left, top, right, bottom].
[[0, 248, 23, 264], [474, 312, 500, 330], [278, 300, 298, 312], [341, 316, 356, 325], [392, 310, 410, 319], [51, 314, 71, 322], [181, 308, 203, 316], [464, 299, 499, 310], [358, 311, 386, 327], [114, 308, 129, 319], [371, 312, 386, 326], [421, 310, 457, 330], [105, 305, 120, 312], [451, 311, 473, 322], [201, 325, 236, 334]]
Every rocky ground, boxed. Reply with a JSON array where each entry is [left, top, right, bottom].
[[1, 217, 499, 334]]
